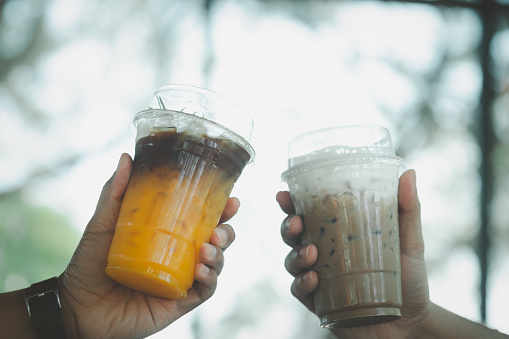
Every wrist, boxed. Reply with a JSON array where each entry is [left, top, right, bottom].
[[409, 303, 508, 339], [0, 288, 38, 338], [407, 302, 439, 339], [24, 277, 68, 339], [57, 275, 80, 339]]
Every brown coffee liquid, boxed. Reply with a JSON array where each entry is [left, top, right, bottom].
[[299, 190, 402, 327], [133, 129, 251, 177]]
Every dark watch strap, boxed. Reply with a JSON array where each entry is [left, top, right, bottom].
[[25, 277, 67, 339]]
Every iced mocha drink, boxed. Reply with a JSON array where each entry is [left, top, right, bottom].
[[282, 126, 404, 328]]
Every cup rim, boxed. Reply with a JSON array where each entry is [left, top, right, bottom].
[[281, 153, 405, 182], [283, 124, 402, 174]]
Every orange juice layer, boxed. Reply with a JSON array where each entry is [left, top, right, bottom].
[[106, 161, 237, 299], [106, 127, 250, 299]]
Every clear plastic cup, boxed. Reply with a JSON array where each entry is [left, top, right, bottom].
[[282, 125, 404, 328], [106, 85, 255, 299]]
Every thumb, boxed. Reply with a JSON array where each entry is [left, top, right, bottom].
[[87, 153, 133, 235], [398, 169, 424, 258], [62, 153, 133, 287]]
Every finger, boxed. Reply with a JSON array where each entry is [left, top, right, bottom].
[[210, 224, 235, 251], [284, 244, 318, 277], [290, 271, 318, 312], [111, 153, 133, 202], [199, 243, 225, 276], [398, 169, 424, 257], [276, 191, 296, 215], [87, 153, 133, 234], [193, 263, 218, 301], [281, 215, 304, 248], [219, 197, 240, 224]]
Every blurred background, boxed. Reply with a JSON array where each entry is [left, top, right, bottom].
[[1, 0, 508, 338]]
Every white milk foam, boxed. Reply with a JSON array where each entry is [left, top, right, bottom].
[[290, 145, 395, 167], [285, 145, 403, 198]]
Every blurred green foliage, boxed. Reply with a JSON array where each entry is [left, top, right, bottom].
[[0, 192, 80, 292]]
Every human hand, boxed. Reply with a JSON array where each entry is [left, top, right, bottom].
[[58, 153, 237, 339], [277, 169, 432, 339]]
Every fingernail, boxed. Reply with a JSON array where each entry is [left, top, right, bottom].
[[302, 271, 313, 283], [208, 244, 217, 258], [299, 245, 309, 259], [201, 264, 210, 274], [284, 216, 294, 231], [231, 197, 240, 209], [215, 228, 228, 245]]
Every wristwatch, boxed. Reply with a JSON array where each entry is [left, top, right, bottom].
[[25, 277, 67, 339]]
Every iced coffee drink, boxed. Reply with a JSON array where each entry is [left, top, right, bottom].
[[282, 126, 404, 328], [106, 85, 254, 299]]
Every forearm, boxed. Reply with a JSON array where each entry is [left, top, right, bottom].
[[0, 281, 78, 339], [0, 288, 37, 339], [413, 303, 508, 339]]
